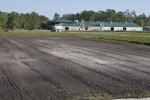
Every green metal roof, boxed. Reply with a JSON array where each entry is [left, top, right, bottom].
[[62, 23, 81, 26], [144, 26, 150, 28], [50, 20, 75, 23], [61, 21, 141, 27], [49, 20, 141, 27], [62, 22, 97, 26], [102, 22, 141, 27]]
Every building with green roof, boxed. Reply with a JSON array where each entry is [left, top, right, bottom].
[[47, 20, 143, 32], [143, 26, 150, 31], [49, 20, 76, 23]]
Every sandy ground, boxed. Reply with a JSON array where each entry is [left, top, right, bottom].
[[0, 35, 150, 100]]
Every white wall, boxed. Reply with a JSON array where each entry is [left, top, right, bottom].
[[114, 27, 123, 31], [126, 27, 143, 31], [62, 26, 81, 31], [54, 26, 63, 30], [53, 25, 143, 32], [102, 27, 111, 31], [102, 27, 143, 31], [88, 27, 100, 31]]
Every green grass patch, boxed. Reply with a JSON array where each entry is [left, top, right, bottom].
[[67, 90, 150, 100], [1, 30, 150, 46], [0, 48, 6, 51]]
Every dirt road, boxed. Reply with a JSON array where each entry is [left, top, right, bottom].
[[0, 35, 150, 100]]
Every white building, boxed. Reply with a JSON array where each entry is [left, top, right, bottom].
[[143, 26, 150, 31], [47, 20, 143, 31]]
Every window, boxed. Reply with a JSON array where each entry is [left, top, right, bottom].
[[111, 27, 114, 31], [123, 27, 126, 31], [65, 27, 69, 30], [85, 27, 88, 30]]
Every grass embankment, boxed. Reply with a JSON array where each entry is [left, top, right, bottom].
[[1, 30, 150, 46]]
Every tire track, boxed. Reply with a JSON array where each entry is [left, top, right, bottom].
[[7, 36, 140, 94], [0, 37, 67, 99], [5, 37, 113, 93], [4, 37, 100, 96], [55, 35, 150, 56], [30, 38, 150, 89], [5, 37, 105, 93], [48, 48, 150, 76], [34, 38, 150, 75], [0, 64, 24, 100], [34, 35, 150, 57], [0, 38, 26, 100], [21, 61, 69, 95], [4, 36, 150, 95]]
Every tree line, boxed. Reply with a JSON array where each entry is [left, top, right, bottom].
[[0, 11, 49, 30], [54, 9, 150, 27], [0, 9, 150, 31]]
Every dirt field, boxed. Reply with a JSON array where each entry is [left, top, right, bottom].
[[0, 35, 150, 100]]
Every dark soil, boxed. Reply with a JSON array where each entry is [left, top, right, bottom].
[[0, 35, 150, 100]]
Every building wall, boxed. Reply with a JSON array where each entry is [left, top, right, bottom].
[[54, 25, 143, 31], [54, 26, 63, 30], [114, 27, 123, 31], [143, 27, 150, 31], [102, 27, 111, 31], [126, 27, 143, 31], [88, 27, 100, 31], [62, 26, 80, 31], [102, 27, 143, 31], [62, 26, 101, 31]]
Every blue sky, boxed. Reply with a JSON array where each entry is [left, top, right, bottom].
[[0, 0, 150, 19]]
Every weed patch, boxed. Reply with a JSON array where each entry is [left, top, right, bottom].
[[67, 90, 150, 100], [0, 48, 6, 51]]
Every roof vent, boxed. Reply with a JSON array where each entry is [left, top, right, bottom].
[[75, 20, 78, 23], [82, 19, 84, 23], [96, 21, 101, 26]]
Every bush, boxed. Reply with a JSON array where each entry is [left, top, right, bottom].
[[5, 29, 8, 32]]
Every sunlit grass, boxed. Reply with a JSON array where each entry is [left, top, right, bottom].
[[1, 30, 150, 46], [0, 48, 6, 51], [67, 90, 150, 100]]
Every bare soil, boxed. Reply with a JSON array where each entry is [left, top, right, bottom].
[[0, 35, 150, 100]]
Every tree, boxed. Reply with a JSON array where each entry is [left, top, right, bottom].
[[7, 12, 19, 30], [114, 12, 126, 22], [59, 9, 150, 26], [61, 14, 76, 21], [5, 11, 49, 30], [135, 13, 147, 26], [1, 9, 150, 30], [105, 9, 116, 22], [53, 13, 60, 20], [76, 13, 81, 21], [98, 10, 106, 21], [80, 10, 96, 21], [0, 12, 7, 29]]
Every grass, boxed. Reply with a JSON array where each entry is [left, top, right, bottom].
[[0, 48, 6, 51], [96, 32, 150, 46], [1, 30, 150, 46], [67, 90, 150, 100]]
